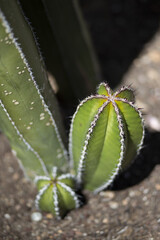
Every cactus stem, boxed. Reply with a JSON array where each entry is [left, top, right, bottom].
[[0, 99, 49, 175], [0, 10, 67, 162]]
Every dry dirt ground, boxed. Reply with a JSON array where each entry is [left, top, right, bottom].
[[1, 1, 160, 240]]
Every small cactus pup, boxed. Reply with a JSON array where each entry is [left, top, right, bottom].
[[69, 82, 144, 193], [35, 167, 80, 219]]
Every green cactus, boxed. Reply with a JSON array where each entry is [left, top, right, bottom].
[[69, 82, 144, 193], [0, 6, 67, 178], [0, 1, 145, 219], [35, 167, 80, 219]]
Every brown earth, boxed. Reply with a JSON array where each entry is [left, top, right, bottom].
[[1, 1, 160, 239]]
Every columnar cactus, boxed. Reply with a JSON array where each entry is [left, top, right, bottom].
[[0, 7, 67, 178], [35, 167, 80, 219], [69, 82, 144, 193]]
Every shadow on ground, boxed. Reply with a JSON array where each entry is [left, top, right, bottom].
[[81, 0, 160, 88], [109, 129, 160, 190]]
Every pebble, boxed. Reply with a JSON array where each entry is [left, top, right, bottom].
[[12, 173, 19, 180], [36, 236, 41, 240], [46, 213, 53, 219], [122, 197, 129, 206], [143, 188, 149, 194], [31, 212, 42, 222], [129, 190, 140, 197], [109, 201, 119, 209], [99, 191, 115, 199], [146, 115, 160, 131], [4, 213, 11, 220], [15, 205, 21, 211], [155, 184, 160, 190], [102, 218, 109, 224]]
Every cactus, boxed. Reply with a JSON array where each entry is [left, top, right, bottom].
[[69, 82, 144, 193], [0, 5, 67, 178], [0, 1, 145, 219], [35, 167, 80, 219]]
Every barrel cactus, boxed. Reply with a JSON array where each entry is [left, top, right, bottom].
[[69, 82, 144, 193], [35, 167, 80, 219]]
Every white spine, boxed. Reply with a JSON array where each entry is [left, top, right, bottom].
[[53, 186, 61, 220], [34, 176, 50, 184], [58, 173, 75, 180], [52, 167, 57, 179]]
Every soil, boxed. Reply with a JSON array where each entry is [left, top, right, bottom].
[[1, 1, 160, 239]]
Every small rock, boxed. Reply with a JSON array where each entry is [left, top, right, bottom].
[[155, 184, 160, 190], [129, 190, 140, 197], [12, 173, 19, 180], [83, 233, 87, 237], [46, 213, 53, 219], [31, 212, 42, 222], [15, 205, 21, 211], [122, 197, 129, 206], [143, 188, 149, 194], [102, 218, 108, 224], [4, 213, 11, 220], [146, 115, 160, 131], [36, 236, 41, 240], [100, 191, 115, 199], [142, 196, 147, 202], [109, 201, 119, 209]]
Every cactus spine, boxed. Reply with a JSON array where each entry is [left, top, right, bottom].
[[69, 82, 144, 193]]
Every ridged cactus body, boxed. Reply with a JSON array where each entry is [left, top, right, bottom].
[[69, 83, 144, 193], [35, 167, 80, 219], [0, 8, 67, 178]]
